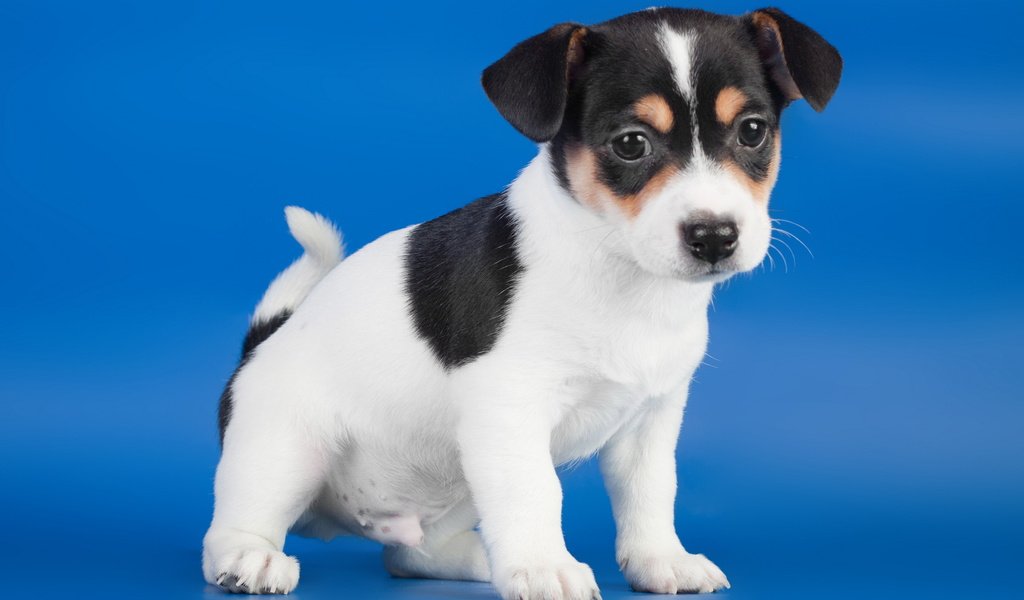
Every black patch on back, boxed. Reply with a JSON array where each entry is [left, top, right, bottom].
[[217, 310, 292, 444], [404, 193, 522, 369]]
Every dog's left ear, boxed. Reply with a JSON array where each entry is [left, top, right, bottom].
[[482, 23, 588, 142], [747, 7, 843, 111]]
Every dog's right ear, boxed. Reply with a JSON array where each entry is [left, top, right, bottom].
[[482, 23, 588, 143]]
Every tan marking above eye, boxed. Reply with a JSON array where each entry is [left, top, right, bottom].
[[632, 94, 674, 134], [715, 86, 748, 126], [721, 134, 782, 203], [565, 143, 678, 219]]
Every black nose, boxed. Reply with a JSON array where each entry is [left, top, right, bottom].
[[682, 220, 739, 264]]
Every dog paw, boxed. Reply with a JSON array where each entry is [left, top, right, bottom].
[[495, 557, 601, 600], [619, 547, 729, 594], [206, 547, 300, 595]]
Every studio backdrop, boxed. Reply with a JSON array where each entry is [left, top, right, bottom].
[[1, 1, 1021, 599]]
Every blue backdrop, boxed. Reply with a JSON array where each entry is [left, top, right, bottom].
[[1, 1, 1021, 598]]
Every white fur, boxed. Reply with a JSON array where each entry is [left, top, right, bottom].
[[202, 24, 780, 600], [203, 152, 737, 597], [660, 26, 696, 101], [251, 206, 344, 324], [616, 161, 773, 282]]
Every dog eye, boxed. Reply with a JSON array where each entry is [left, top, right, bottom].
[[737, 117, 768, 148], [610, 132, 652, 161]]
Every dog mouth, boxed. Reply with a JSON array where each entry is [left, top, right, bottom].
[[680, 261, 738, 282]]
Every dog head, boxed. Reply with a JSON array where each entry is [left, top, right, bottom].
[[483, 8, 841, 282]]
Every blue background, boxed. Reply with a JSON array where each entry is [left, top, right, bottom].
[[1, 1, 1021, 598]]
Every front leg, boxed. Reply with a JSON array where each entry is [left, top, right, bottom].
[[455, 373, 600, 600], [599, 387, 730, 594]]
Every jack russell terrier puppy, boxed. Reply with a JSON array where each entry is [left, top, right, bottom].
[[203, 6, 841, 598]]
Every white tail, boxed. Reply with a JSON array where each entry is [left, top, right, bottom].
[[251, 206, 344, 324]]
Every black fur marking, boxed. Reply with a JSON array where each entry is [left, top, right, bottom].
[[537, 8, 839, 198], [552, 10, 753, 197], [217, 310, 292, 444], [482, 23, 587, 143], [404, 193, 522, 370], [690, 18, 780, 184], [746, 7, 843, 112]]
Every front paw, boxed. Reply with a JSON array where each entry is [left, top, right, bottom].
[[619, 546, 729, 594], [495, 555, 601, 600]]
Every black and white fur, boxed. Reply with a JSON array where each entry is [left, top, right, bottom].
[[203, 7, 841, 598]]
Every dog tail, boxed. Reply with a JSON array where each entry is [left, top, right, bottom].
[[251, 206, 345, 325], [218, 207, 344, 444]]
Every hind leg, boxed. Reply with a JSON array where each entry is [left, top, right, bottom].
[[383, 497, 490, 582], [202, 377, 329, 594]]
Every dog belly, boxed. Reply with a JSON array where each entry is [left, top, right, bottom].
[[298, 438, 469, 547]]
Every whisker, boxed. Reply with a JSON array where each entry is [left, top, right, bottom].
[[769, 243, 789, 273], [772, 227, 815, 258], [772, 235, 798, 265], [771, 217, 811, 234]]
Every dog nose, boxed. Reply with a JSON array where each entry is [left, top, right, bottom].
[[682, 220, 739, 264]]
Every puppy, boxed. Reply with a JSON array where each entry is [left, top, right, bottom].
[[203, 7, 841, 598]]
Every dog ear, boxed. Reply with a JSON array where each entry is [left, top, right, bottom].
[[747, 7, 843, 111], [482, 23, 588, 142]]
